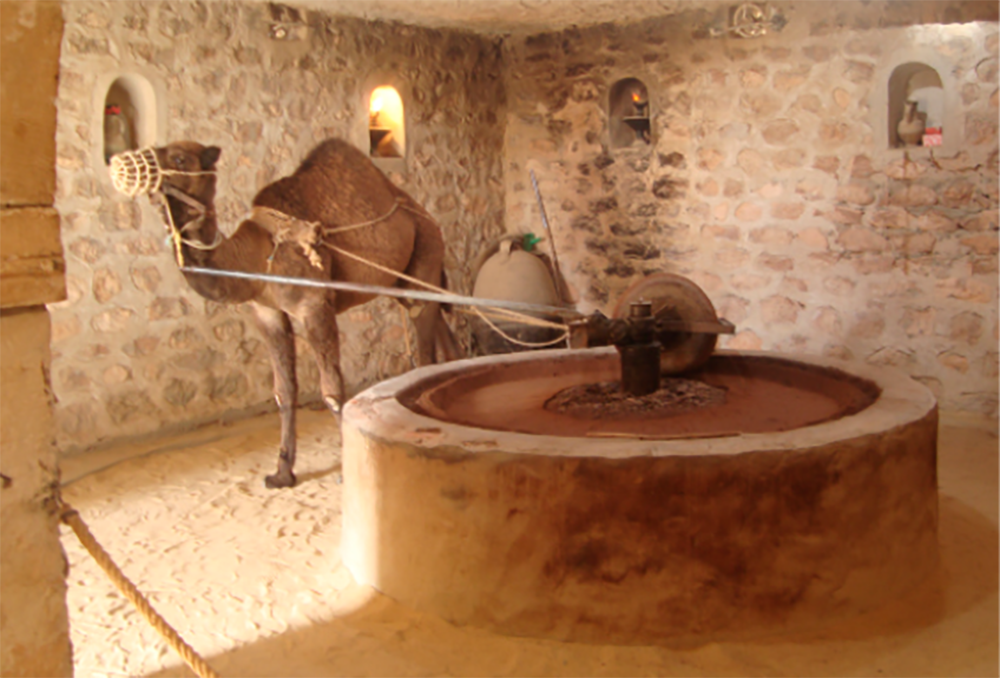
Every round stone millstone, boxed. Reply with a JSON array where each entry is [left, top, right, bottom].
[[341, 348, 939, 644]]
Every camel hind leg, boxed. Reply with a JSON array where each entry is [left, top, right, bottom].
[[397, 211, 462, 365]]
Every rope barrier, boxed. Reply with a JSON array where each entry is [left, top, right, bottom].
[[59, 500, 220, 678]]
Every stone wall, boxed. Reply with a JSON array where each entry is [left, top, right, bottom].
[[1, 1, 74, 675], [51, 1, 506, 452], [503, 1, 998, 415]]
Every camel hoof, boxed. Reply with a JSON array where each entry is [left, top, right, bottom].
[[264, 471, 296, 489]]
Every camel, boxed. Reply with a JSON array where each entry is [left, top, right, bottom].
[[116, 138, 462, 488]]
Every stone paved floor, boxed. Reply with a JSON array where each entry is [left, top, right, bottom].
[[59, 409, 998, 677]]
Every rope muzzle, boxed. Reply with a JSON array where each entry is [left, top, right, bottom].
[[109, 148, 163, 196], [109, 147, 216, 197]]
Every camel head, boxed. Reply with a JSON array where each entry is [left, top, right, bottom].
[[110, 141, 222, 261]]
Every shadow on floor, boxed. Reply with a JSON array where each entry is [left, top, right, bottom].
[[147, 494, 998, 678]]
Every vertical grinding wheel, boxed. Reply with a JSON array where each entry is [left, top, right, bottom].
[[611, 273, 720, 375]]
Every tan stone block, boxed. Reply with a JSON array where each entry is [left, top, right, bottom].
[[780, 277, 809, 293], [734, 202, 763, 222], [92, 268, 122, 304], [130, 266, 162, 293], [901, 307, 936, 337], [740, 66, 768, 87], [50, 314, 82, 344], [698, 178, 719, 196], [758, 254, 793, 272], [836, 184, 875, 206], [713, 202, 730, 221], [818, 121, 850, 147], [935, 278, 993, 303], [904, 232, 937, 255], [852, 254, 895, 274], [837, 227, 887, 252], [972, 256, 998, 274], [938, 351, 970, 373], [869, 206, 909, 230], [773, 148, 806, 169], [739, 91, 781, 118], [771, 202, 805, 219], [149, 297, 192, 320], [762, 119, 800, 145], [737, 149, 766, 175], [750, 226, 794, 245], [703, 224, 739, 240], [723, 179, 744, 197], [714, 247, 750, 269], [0, 206, 66, 308], [829, 207, 865, 226], [730, 273, 770, 291], [889, 185, 938, 207], [965, 115, 998, 146], [102, 364, 131, 385], [961, 233, 999, 255], [950, 311, 985, 345], [697, 147, 724, 171], [982, 352, 999, 378], [686, 270, 723, 293], [91, 307, 135, 333], [824, 276, 857, 296], [794, 93, 823, 114], [850, 310, 885, 339], [774, 66, 810, 91], [0, 2, 63, 206], [813, 156, 839, 175], [941, 181, 977, 209], [813, 306, 843, 336], [913, 210, 957, 232], [796, 180, 828, 200], [866, 347, 916, 370], [823, 344, 853, 360], [760, 295, 802, 324], [833, 88, 851, 109], [961, 209, 998, 232], [850, 155, 875, 178], [716, 295, 750, 324], [724, 329, 762, 350], [796, 227, 829, 249], [884, 158, 926, 180]]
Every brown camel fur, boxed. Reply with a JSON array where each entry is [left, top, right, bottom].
[[144, 138, 462, 488]]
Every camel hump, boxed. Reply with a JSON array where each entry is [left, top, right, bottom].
[[296, 138, 369, 175]]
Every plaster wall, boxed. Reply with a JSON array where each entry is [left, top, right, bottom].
[[0, 1, 73, 675], [502, 1, 999, 415], [50, 0, 507, 452]]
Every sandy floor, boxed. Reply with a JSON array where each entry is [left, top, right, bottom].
[[59, 407, 998, 678]]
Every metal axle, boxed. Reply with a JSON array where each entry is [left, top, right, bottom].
[[179, 266, 581, 318]]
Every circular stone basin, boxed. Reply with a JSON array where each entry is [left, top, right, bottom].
[[341, 348, 939, 644]]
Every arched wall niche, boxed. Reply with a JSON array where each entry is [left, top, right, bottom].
[[93, 71, 166, 176], [888, 62, 944, 148], [359, 74, 409, 174], [102, 75, 155, 162], [369, 85, 406, 159], [609, 77, 651, 150], [872, 49, 959, 155]]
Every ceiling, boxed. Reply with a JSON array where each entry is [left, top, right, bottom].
[[286, 0, 691, 34]]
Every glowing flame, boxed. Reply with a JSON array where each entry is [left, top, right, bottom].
[[632, 91, 641, 103]]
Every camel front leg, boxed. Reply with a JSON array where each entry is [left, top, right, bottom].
[[253, 304, 298, 489]]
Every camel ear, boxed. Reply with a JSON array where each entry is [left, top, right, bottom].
[[200, 146, 221, 170]]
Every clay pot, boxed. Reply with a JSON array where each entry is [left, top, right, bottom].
[[897, 100, 926, 147]]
